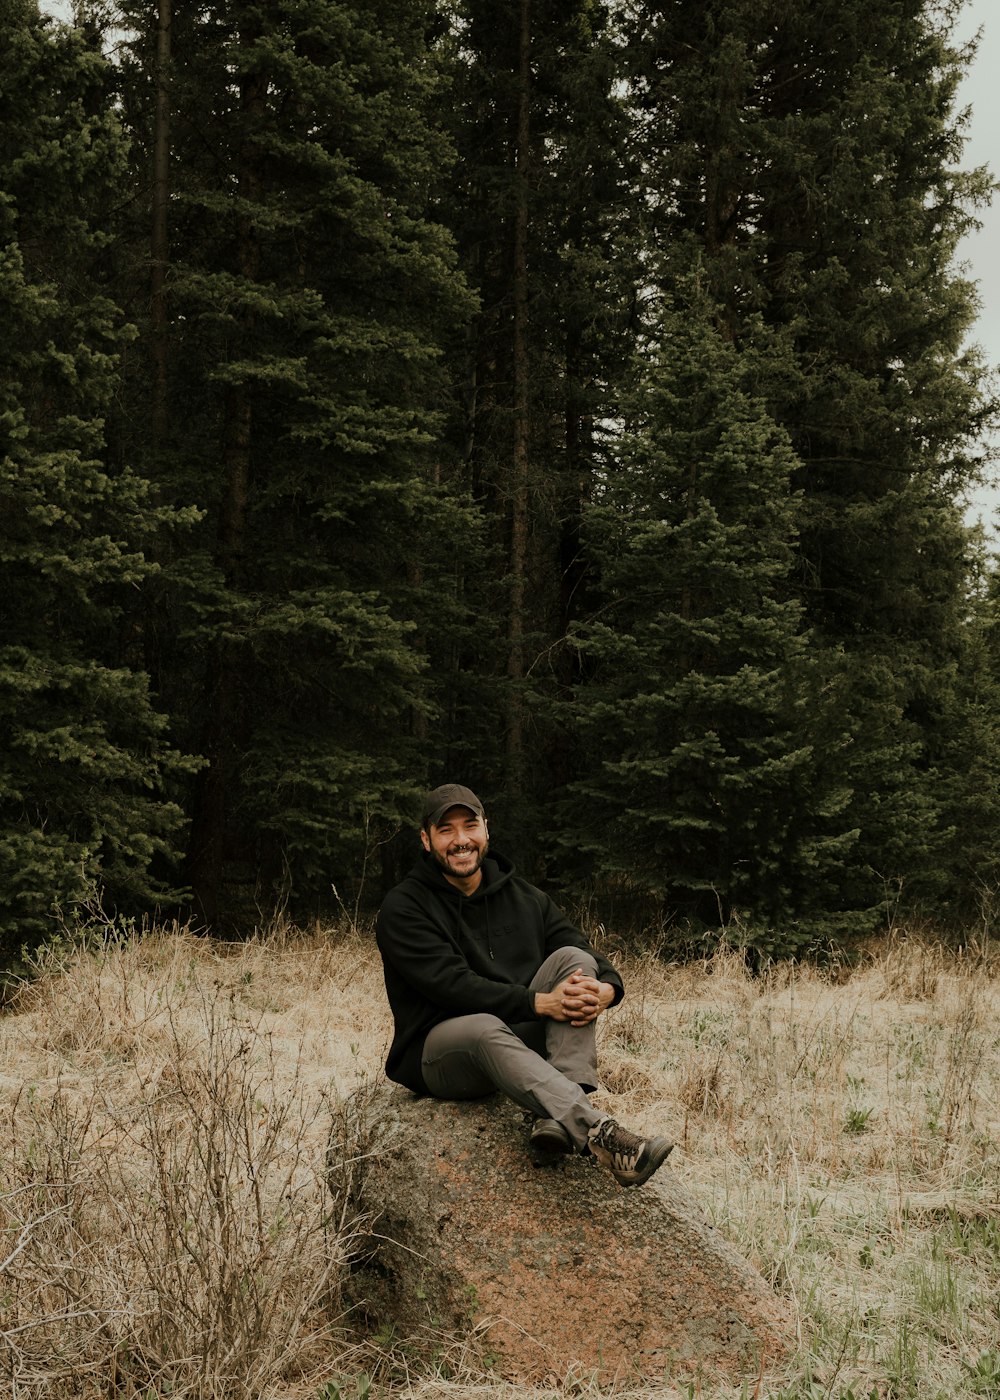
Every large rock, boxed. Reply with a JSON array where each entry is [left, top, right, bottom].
[[331, 1084, 794, 1386]]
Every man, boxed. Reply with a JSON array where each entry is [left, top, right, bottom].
[[375, 782, 673, 1188]]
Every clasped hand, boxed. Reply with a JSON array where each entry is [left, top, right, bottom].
[[535, 968, 614, 1026]]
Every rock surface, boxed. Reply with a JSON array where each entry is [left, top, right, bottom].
[[333, 1085, 795, 1386]]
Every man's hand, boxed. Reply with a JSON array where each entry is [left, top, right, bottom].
[[535, 968, 615, 1026]]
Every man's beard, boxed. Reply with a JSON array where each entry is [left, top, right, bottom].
[[433, 837, 489, 881]]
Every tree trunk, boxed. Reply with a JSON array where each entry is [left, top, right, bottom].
[[506, 0, 531, 794], [188, 35, 265, 927], [150, 0, 171, 443]]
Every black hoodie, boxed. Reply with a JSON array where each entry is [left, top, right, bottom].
[[376, 848, 625, 1093]]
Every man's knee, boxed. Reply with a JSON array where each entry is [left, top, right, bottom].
[[553, 944, 598, 970], [532, 945, 598, 991]]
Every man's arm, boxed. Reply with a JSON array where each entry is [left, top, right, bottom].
[[376, 892, 537, 1023], [533, 887, 625, 1010]]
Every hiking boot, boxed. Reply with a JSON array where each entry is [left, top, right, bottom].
[[587, 1117, 673, 1187], [529, 1117, 573, 1154]]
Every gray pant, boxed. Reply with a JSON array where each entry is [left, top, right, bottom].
[[420, 946, 607, 1151]]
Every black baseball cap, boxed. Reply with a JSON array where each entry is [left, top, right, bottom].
[[422, 783, 486, 829]]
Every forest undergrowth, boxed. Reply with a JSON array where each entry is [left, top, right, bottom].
[[1, 918, 999, 1400]]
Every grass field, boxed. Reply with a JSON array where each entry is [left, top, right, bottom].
[[1, 919, 998, 1399]]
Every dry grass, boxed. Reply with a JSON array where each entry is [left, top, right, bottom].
[[2, 921, 1000, 1399], [0, 923, 389, 1399], [593, 936, 1000, 1400]]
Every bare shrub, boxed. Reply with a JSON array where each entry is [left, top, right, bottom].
[[1, 976, 365, 1399]]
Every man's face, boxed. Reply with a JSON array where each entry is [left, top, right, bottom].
[[420, 804, 489, 886]]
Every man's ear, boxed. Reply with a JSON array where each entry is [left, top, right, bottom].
[[419, 827, 431, 852]]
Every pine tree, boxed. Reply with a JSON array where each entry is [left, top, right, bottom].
[[112, 0, 477, 922], [0, 0, 189, 958], [928, 545, 1000, 926], [621, 0, 994, 919], [437, 0, 638, 855], [565, 280, 858, 946]]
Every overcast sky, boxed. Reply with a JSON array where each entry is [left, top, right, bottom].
[[953, 0, 1000, 530], [956, 0, 1000, 353]]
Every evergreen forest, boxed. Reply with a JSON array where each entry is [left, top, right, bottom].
[[2, 0, 998, 964]]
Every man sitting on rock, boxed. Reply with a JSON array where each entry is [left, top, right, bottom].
[[375, 782, 673, 1188]]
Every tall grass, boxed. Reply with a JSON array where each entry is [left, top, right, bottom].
[[2, 922, 999, 1399], [0, 926, 384, 1399], [594, 936, 1000, 1400]]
